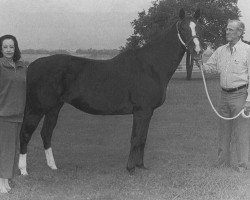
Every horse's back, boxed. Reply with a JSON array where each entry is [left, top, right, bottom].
[[26, 54, 134, 114], [26, 53, 164, 115]]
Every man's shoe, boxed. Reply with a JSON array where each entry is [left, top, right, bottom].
[[213, 156, 230, 168], [213, 149, 230, 168], [213, 159, 225, 168], [234, 163, 247, 173]]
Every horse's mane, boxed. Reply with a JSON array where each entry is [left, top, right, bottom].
[[120, 19, 179, 55], [114, 18, 185, 59], [143, 19, 179, 48]]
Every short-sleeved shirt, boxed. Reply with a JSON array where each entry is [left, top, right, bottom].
[[0, 57, 27, 122], [202, 40, 250, 101]]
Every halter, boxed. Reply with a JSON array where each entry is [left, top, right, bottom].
[[176, 21, 199, 49]]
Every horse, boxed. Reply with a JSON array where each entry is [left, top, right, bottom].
[[18, 8, 202, 175]]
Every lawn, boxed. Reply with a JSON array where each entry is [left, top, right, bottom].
[[2, 72, 250, 200]]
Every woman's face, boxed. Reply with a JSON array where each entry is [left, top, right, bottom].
[[1, 39, 15, 59]]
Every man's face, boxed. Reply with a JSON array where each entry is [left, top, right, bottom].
[[226, 22, 241, 43]]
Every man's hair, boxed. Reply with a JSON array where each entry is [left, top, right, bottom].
[[228, 19, 245, 37]]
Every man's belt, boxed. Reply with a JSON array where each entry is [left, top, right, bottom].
[[222, 84, 248, 93]]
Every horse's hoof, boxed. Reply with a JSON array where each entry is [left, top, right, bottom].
[[48, 165, 58, 170], [136, 164, 149, 170], [126, 166, 135, 175], [20, 169, 28, 176]]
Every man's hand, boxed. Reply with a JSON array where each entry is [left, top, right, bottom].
[[195, 60, 202, 70]]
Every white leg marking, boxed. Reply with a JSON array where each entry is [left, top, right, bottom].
[[4, 179, 11, 191], [189, 22, 201, 54], [45, 147, 57, 170], [0, 178, 8, 193], [18, 154, 28, 175]]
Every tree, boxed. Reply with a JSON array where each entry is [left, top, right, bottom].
[[121, 0, 241, 79]]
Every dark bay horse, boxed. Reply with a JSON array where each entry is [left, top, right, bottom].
[[18, 9, 202, 175]]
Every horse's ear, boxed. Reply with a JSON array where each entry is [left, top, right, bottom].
[[193, 9, 200, 20], [179, 8, 185, 20]]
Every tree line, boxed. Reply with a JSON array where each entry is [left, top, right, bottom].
[[21, 48, 120, 58]]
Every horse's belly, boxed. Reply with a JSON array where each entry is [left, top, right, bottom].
[[69, 95, 133, 115], [66, 74, 133, 114]]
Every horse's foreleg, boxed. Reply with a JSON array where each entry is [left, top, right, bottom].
[[19, 153, 27, 175], [45, 147, 57, 170], [40, 103, 63, 170], [19, 111, 44, 175], [127, 108, 153, 173]]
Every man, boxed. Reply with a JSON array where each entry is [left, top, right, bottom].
[[200, 19, 250, 172]]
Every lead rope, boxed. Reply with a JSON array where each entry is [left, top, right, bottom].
[[196, 61, 250, 120]]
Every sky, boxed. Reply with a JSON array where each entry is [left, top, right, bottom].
[[238, 0, 250, 40], [0, 0, 249, 50]]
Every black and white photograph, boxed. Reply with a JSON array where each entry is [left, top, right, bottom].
[[0, 0, 250, 199]]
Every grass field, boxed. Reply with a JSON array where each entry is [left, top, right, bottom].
[[2, 72, 250, 200]]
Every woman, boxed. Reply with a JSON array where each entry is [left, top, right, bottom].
[[0, 35, 26, 193]]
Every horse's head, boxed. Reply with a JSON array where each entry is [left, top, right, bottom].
[[177, 8, 203, 60]]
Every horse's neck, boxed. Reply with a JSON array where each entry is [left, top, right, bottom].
[[149, 25, 186, 86], [157, 24, 185, 62]]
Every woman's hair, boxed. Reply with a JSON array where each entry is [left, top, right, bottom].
[[0, 34, 21, 62]]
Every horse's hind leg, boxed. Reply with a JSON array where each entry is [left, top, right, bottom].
[[19, 109, 44, 175], [127, 108, 153, 173], [40, 103, 63, 170]]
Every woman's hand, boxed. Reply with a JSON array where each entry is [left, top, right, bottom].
[[244, 101, 250, 114]]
